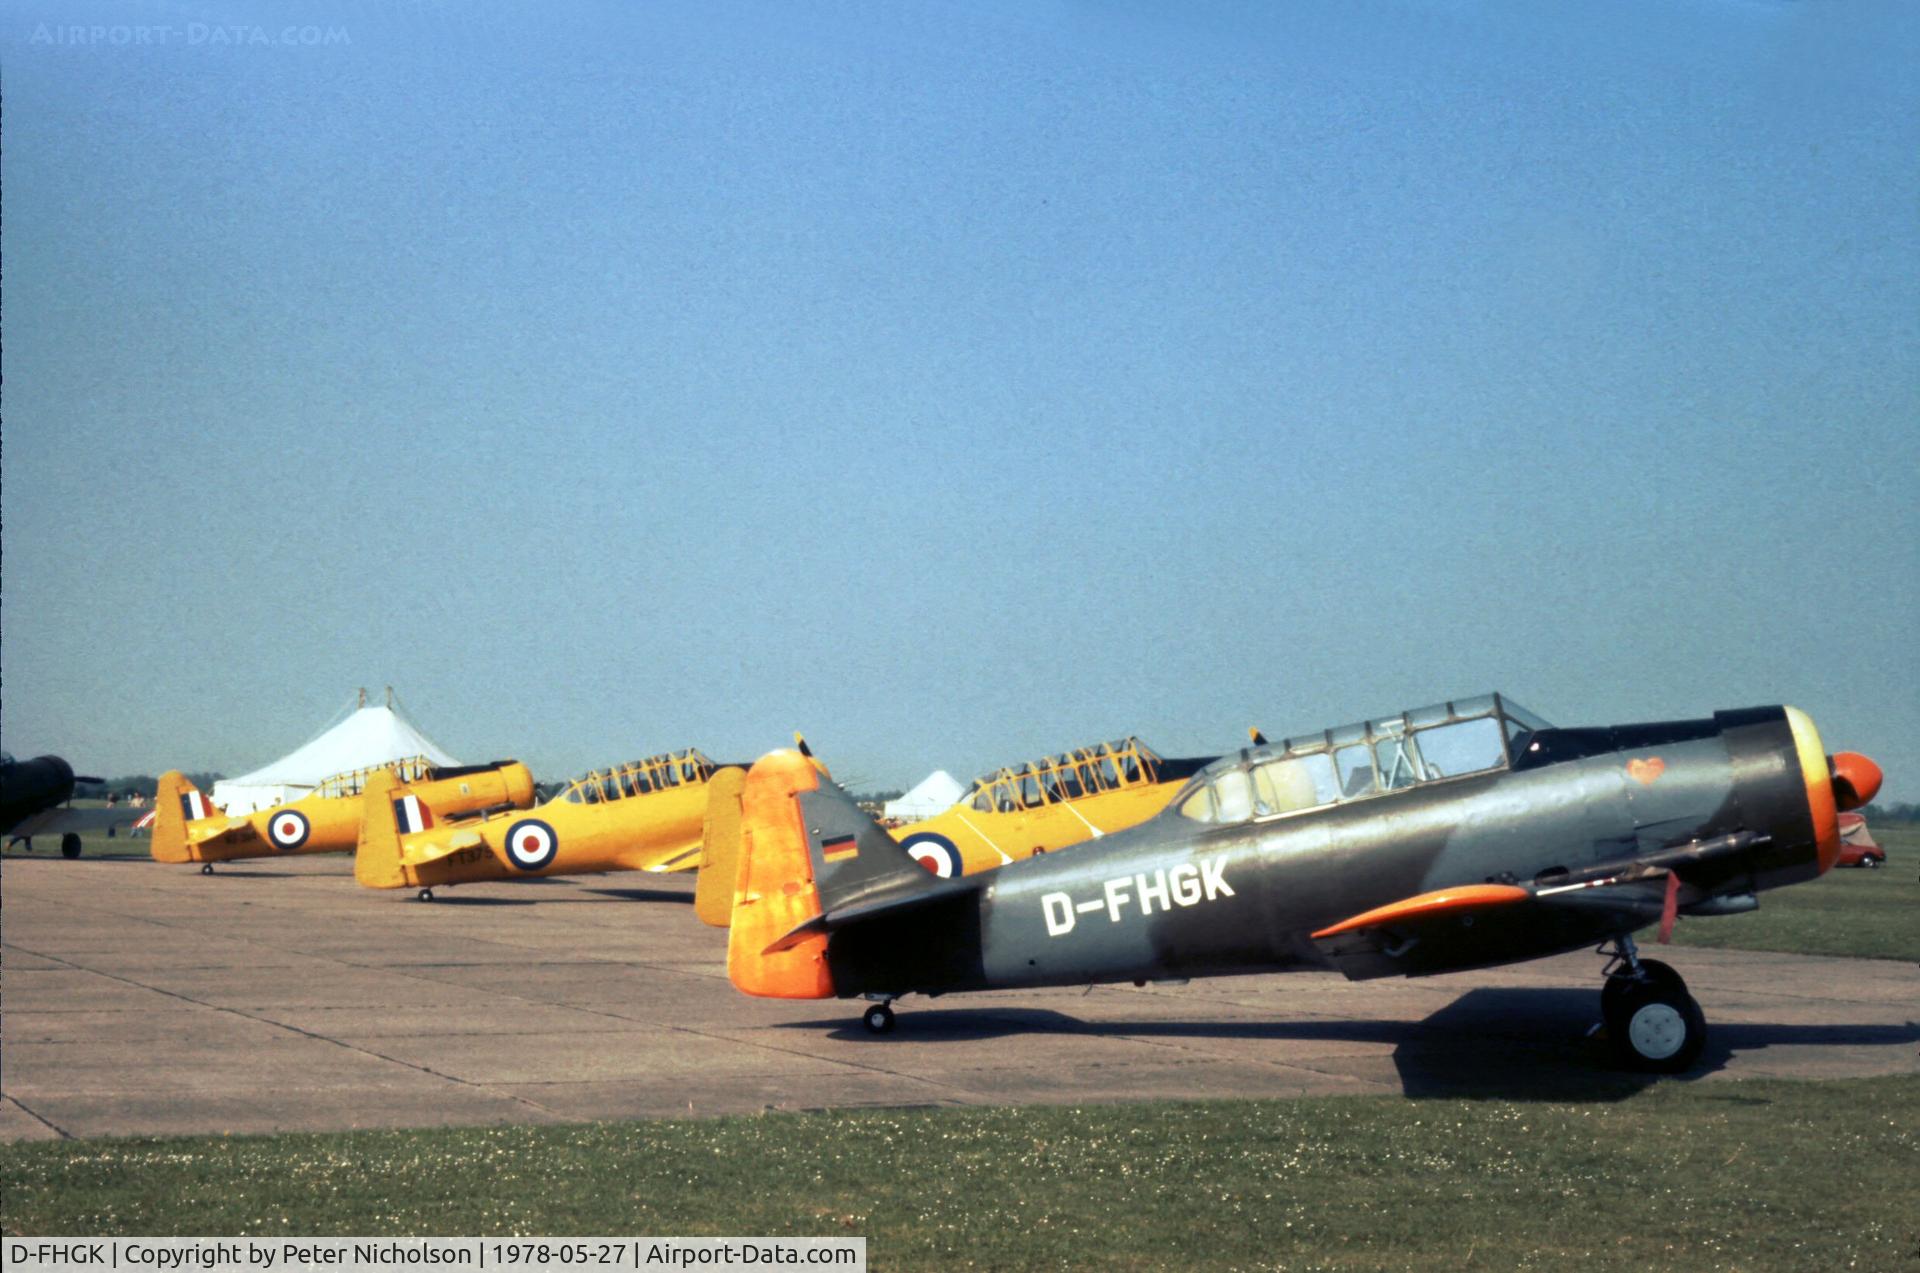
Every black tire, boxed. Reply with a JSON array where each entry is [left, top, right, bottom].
[[862, 1003, 895, 1035], [1610, 982, 1706, 1073], [417, 888, 435, 903], [1601, 959, 1686, 1031], [60, 834, 83, 859], [1864, 856, 1881, 869], [201, 863, 214, 875], [1631, 959, 1686, 995]]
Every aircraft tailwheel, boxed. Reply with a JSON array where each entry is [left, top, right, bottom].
[[862, 1002, 896, 1035], [60, 834, 83, 859], [200, 863, 215, 876], [1608, 982, 1706, 1073], [417, 888, 435, 902]]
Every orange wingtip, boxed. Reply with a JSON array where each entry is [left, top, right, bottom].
[[1311, 883, 1530, 940]]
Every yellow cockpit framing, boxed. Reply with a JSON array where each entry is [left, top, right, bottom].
[[891, 737, 1213, 878], [312, 755, 439, 798], [554, 750, 718, 808]]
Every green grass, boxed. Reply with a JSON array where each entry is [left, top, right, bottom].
[[1673, 823, 1919, 962], [4, 1079, 1916, 1269]]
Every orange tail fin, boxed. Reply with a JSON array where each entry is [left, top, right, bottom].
[[726, 751, 834, 998]]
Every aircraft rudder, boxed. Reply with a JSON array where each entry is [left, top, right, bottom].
[[695, 766, 746, 928], [354, 769, 412, 890], [150, 770, 204, 863], [726, 750, 834, 998]]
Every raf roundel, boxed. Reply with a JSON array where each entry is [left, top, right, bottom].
[[505, 818, 558, 872], [266, 809, 311, 851], [901, 832, 963, 879]]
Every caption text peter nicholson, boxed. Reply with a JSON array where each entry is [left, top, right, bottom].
[[4, 1239, 864, 1273]]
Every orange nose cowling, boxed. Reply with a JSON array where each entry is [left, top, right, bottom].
[[1830, 752, 1883, 812]]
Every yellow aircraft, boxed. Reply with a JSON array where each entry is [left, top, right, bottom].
[[152, 759, 535, 873], [355, 749, 746, 900], [692, 736, 1213, 926]]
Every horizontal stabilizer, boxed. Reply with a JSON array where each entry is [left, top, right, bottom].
[[641, 841, 706, 873], [764, 876, 981, 955], [399, 828, 486, 867]]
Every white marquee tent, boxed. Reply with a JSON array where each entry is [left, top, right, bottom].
[[883, 770, 967, 821], [211, 697, 461, 815]]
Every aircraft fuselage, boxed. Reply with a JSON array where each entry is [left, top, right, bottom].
[[821, 707, 1828, 997]]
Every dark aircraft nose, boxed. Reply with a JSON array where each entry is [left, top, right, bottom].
[[1784, 710, 1883, 877]]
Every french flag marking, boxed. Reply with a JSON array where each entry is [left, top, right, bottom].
[[393, 794, 434, 834], [180, 790, 212, 821]]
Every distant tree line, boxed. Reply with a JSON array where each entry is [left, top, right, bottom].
[[74, 775, 224, 800], [1860, 802, 1920, 824]]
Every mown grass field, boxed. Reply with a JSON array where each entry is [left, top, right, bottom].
[[3, 1079, 1916, 1269]]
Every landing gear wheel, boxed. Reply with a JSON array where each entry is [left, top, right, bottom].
[[60, 834, 83, 859], [200, 863, 215, 876], [1864, 857, 1881, 869], [1602, 958, 1687, 1026], [1610, 983, 1706, 1073], [862, 1002, 896, 1035], [417, 888, 435, 903]]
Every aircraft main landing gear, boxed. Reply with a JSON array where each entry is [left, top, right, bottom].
[[862, 999, 896, 1035], [1599, 935, 1705, 1073], [61, 833, 83, 859]]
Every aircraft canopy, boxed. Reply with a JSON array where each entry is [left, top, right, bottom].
[[558, 749, 714, 804], [963, 737, 1174, 814], [1177, 693, 1551, 825]]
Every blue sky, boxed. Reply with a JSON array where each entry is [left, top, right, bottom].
[[2, 0, 1915, 798]]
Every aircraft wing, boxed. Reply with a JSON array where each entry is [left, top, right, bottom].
[[7, 805, 151, 839], [1309, 831, 1764, 980]]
